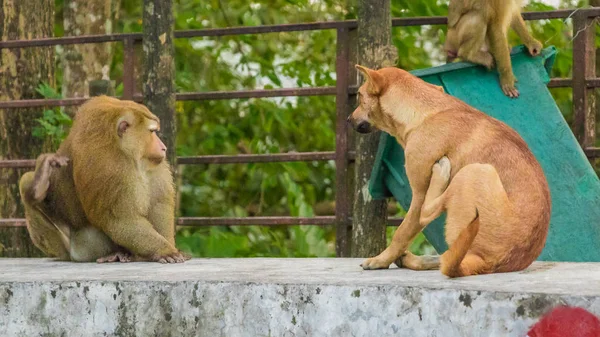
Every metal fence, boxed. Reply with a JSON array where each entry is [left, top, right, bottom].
[[1, 8, 599, 256]]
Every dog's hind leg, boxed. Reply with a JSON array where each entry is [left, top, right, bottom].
[[437, 163, 512, 278], [396, 251, 440, 270]]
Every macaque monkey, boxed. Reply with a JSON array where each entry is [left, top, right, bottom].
[[19, 96, 189, 263], [444, 0, 543, 98]]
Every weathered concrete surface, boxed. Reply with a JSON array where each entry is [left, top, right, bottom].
[[1, 258, 599, 337]]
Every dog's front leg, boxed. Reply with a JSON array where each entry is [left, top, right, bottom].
[[360, 148, 440, 270], [360, 192, 426, 270]]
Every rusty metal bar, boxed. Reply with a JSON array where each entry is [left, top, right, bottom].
[[176, 87, 336, 100], [0, 97, 89, 109], [0, 160, 35, 169], [0, 219, 27, 227], [176, 21, 353, 38], [548, 78, 572, 88], [122, 37, 136, 100], [572, 11, 597, 147], [178, 216, 337, 226], [0, 216, 404, 228], [1, 152, 357, 169], [5, 78, 600, 109], [0, 87, 334, 108], [0, 33, 140, 49], [585, 147, 600, 158], [178, 152, 337, 165], [335, 27, 351, 257], [1, 9, 595, 51]]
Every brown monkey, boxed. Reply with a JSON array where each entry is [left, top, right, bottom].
[[444, 0, 543, 98], [19, 96, 189, 263]]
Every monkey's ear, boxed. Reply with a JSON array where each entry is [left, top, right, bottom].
[[356, 64, 386, 96], [117, 118, 130, 138]]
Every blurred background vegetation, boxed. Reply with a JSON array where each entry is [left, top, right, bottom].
[[33, 0, 596, 258]]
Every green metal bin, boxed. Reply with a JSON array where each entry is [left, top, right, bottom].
[[369, 45, 600, 262]]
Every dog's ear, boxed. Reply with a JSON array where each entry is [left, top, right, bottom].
[[356, 64, 386, 96]]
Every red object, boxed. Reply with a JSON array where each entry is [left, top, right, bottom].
[[527, 306, 600, 337]]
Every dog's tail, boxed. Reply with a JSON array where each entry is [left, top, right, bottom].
[[440, 209, 481, 278]]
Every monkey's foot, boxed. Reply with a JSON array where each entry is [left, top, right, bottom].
[[96, 251, 132, 263], [500, 74, 519, 98], [525, 39, 543, 57], [151, 251, 189, 264], [48, 154, 69, 168]]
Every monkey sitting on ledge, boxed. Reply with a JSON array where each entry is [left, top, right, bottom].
[[19, 96, 190, 264]]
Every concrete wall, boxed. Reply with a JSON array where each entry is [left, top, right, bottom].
[[1, 258, 599, 337]]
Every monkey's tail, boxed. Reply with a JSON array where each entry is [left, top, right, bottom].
[[440, 209, 481, 278]]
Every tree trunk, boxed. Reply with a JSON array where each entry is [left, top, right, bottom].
[[143, 0, 176, 167], [0, 0, 55, 257], [591, 0, 600, 145], [351, 0, 396, 257], [62, 0, 120, 99], [142, 0, 177, 221]]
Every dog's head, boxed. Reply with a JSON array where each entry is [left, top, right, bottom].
[[348, 65, 445, 135]]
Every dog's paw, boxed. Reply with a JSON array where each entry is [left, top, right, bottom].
[[433, 156, 451, 182], [360, 256, 392, 270]]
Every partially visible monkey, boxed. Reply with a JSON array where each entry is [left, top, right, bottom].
[[19, 96, 189, 263], [444, 0, 543, 98]]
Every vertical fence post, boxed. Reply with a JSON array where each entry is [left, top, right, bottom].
[[351, 0, 394, 257], [122, 36, 135, 100], [572, 11, 597, 148], [335, 27, 351, 257], [143, 0, 177, 234], [142, 0, 176, 166]]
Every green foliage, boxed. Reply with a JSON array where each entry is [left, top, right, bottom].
[[32, 82, 72, 149]]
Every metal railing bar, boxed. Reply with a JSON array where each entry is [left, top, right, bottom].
[[178, 216, 337, 226], [585, 147, 600, 158], [176, 86, 337, 100], [178, 152, 337, 165], [1, 152, 357, 169], [1, 9, 595, 50], [0, 216, 405, 227], [3, 78, 600, 109]]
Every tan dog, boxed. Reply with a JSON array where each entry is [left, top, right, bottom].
[[348, 65, 551, 278]]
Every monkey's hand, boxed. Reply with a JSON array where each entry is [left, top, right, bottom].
[[525, 39, 543, 57], [150, 251, 190, 264], [47, 154, 70, 168]]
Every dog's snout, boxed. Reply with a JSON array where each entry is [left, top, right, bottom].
[[347, 115, 352, 123], [356, 121, 373, 134]]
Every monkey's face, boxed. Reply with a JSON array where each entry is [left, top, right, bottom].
[[117, 113, 167, 165], [143, 120, 167, 165]]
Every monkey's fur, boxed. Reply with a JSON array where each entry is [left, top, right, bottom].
[[19, 96, 189, 263], [444, 0, 543, 98]]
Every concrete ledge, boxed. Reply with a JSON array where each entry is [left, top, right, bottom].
[[1, 258, 599, 337]]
